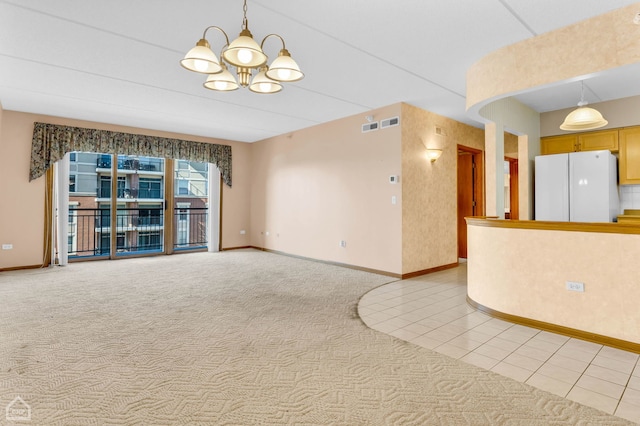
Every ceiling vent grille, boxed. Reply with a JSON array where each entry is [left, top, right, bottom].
[[362, 122, 379, 133], [381, 116, 400, 129]]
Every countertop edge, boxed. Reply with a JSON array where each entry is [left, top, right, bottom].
[[465, 217, 640, 235]]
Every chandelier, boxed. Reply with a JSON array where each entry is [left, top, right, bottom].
[[180, 0, 304, 94]]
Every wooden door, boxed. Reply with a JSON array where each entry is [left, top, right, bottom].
[[457, 147, 482, 258], [508, 158, 519, 220]]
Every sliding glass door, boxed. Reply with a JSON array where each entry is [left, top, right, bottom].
[[66, 153, 211, 261], [174, 160, 209, 251], [67, 152, 165, 258]]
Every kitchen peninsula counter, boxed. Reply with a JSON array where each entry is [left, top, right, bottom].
[[466, 217, 640, 351]]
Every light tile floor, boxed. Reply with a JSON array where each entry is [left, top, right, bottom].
[[358, 262, 640, 423]]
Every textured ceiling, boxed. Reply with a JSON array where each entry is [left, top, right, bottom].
[[0, 0, 638, 142]]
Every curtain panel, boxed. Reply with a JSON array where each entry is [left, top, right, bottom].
[[30, 122, 232, 187]]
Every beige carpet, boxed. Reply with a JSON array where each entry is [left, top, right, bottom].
[[0, 249, 632, 425]]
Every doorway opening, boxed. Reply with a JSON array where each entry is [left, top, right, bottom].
[[457, 145, 484, 259], [504, 157, 519, 220]]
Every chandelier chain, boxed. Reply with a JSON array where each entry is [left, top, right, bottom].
[[242, 0, 248, 30]]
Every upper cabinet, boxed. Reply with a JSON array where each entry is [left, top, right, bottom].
[[540, 135, 577, 155], [619, 127, 640, 185], [540, 130, 619, 155], [578, 130, 618, 152]]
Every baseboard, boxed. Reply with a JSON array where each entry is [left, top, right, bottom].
[[220, 246, 252, 251], [0, 264, 44, 272], [251, 246, 402, 278], [401, 262, 459, 279], [467, 296, 640, 354]]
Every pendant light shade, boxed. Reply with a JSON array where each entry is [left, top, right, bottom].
[[560, 106, 608, 131], [560, 81, 608, 131], [180, 39, 222, 74], [265, 49, 304, 82]]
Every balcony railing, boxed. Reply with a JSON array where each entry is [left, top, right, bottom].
[[68, 207, 165, 257], [174, 207, 208, 250]]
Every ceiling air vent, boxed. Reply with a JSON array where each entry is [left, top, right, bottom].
[[381, 116, 400, 129], [362, 121, 379, 133]]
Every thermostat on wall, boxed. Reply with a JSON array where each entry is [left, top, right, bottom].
[[389, 175, 399, 184]]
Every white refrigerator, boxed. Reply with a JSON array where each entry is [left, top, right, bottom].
[[535, 150, 619, 222]]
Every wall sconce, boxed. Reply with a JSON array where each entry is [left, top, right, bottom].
[[426, 149, 442, 163]]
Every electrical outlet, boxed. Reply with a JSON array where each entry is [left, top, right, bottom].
[[240, 230, 246, 235], [339, 240, 347, 248], [566, 281, 585, 292], [2, 244, 13, 250]]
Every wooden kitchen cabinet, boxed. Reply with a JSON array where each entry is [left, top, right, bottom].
[[540, 130, 618, 155], [619, 127, 640, 185], [578, 130, 618, 152], [540, 135, 577, 155]]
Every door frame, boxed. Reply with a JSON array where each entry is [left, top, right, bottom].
[[505, 156, 519, 220], [457, 145, 484, 259], [457, 145, 485, 217]]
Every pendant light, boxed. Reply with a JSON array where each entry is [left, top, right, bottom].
[[180, 0, 304, 94], [560, 81, 608, 131]]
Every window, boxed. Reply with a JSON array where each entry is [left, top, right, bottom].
[[99, 176, 111, 198], [138, 232, 162, 251], [139, 178, 162, 199], [177, 179, 189, 195], [65, 154, 215, 260], [138, 204, 163, 226]]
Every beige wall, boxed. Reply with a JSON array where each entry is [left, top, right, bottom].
[[401, 103, 484, 273], [0, 111, 251, 269], [467, 222, 640, 344], [250, 104, 404, 274], [504, 132, 518, 158], [0, 111, 46, 268]]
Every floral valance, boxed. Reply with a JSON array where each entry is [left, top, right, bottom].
[[30, 122, 232, 187]]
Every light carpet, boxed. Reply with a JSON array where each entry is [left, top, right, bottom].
[[0, 249, 632, 425]]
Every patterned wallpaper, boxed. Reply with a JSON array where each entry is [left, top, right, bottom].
[[400, 103, 484, 274]]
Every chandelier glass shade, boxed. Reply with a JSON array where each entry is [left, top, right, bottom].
[[560, 81, 608, 131], [180, 39, 223, 74], [203, 63, 239, 91], [181, 0, 304, 94]]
